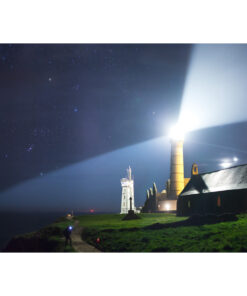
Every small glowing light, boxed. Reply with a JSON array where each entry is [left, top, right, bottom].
[[220, 162, 232, 168], [68, 226, 73, 230], [90, 209, 95, 213], [168, 124, 185, 141], [233, 157, 238, 162], [165, 203, 170, 211]]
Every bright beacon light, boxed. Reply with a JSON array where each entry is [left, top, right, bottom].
[[168, 124, 185, 141], [165, 203, 170, 211]]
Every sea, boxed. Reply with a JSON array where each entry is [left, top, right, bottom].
[[0, 211, 67, 251]]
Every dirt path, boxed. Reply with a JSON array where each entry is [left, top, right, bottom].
[[71, 220, 101, 252]]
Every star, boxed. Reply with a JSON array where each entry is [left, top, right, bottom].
[[74, 107, 78, 112], [48, 77, 52, 82], [26, 144, 34, 152]]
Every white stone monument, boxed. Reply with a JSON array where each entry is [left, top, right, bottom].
[[120, 166, 136, 214]]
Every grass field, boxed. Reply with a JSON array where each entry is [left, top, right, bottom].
[[73, 213, 247, 252], [6, 212, 247, 252], [76, 213, 185, 229]]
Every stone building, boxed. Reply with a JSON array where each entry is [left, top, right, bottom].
[[141, 177, 191, 213], [177, 164, 247, 216]]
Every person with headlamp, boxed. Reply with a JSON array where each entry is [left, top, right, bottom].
[[64, 225, 73, 247]]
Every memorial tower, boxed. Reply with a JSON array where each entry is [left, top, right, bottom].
[[120, 166, 136, 214]]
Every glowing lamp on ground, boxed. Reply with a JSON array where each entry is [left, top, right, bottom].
[[165, 203, 170, 211]]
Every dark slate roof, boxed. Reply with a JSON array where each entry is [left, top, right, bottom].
[[180, 164, 247, 196]]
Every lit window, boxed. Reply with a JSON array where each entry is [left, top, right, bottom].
[[188, 200, 191, 208], [217, 196, 221, 207]]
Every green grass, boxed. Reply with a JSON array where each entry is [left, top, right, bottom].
[[38, 217, 77, 252], [76, 213, 247, 252], [8, 212, 247, 252], [75, 213, 186, 229]]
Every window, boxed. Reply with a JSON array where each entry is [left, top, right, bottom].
[[188, 200, 191, 208], [217, 196, 221, 207]]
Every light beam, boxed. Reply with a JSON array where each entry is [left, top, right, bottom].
[[179, 44, 247, 132]]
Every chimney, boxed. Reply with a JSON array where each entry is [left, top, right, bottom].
[[191, 163, 199, 176]]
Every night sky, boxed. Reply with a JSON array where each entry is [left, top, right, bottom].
[[1, 44, 247, 212]]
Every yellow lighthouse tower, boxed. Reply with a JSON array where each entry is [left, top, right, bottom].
[[142, 124, 193, 213], [169, 138, 184, 199], [167, 124, 186, 200]]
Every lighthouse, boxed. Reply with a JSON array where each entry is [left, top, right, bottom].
[[169, 138, 185, 199], [142, 124, 192, 213], [167, 124, 185, 200]]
